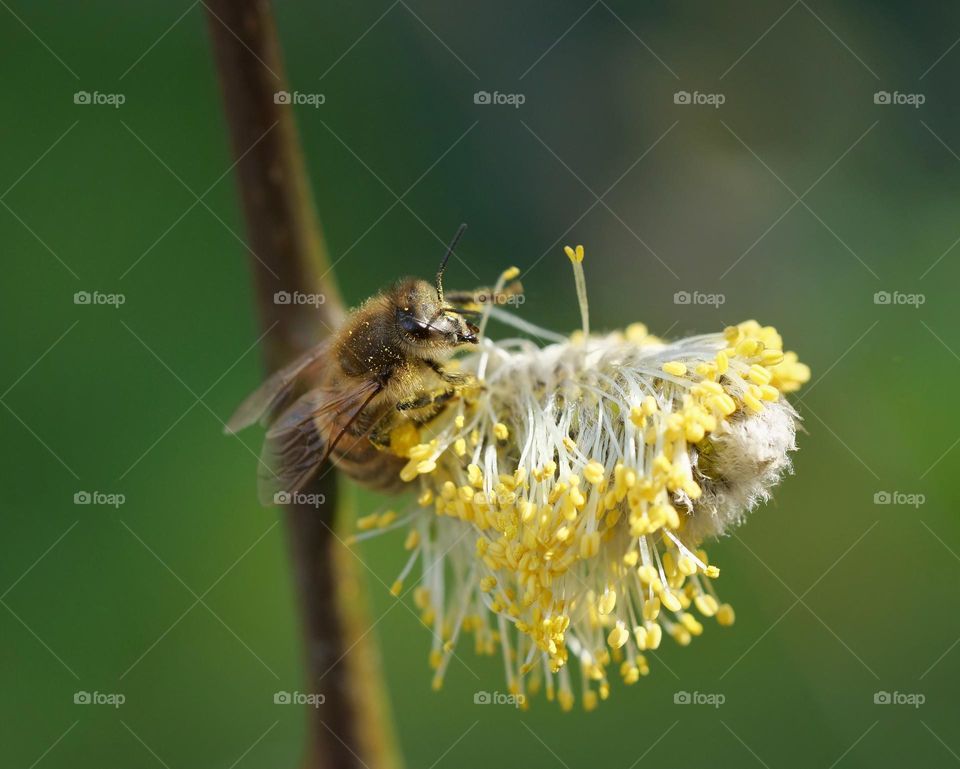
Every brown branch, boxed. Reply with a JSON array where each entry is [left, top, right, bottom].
[[205, 2, 400, 767]]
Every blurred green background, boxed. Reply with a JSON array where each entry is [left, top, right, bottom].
[[2, 1, 960, 766]]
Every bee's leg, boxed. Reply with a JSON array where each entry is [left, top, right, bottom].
[[423, 359, 476, 387], [396, 388, 456, 412]]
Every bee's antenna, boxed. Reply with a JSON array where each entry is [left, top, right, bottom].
[[436, 222, 467, 302]]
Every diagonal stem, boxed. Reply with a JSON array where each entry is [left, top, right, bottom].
[[205, 2, 400, 767]]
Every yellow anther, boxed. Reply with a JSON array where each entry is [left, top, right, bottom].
[[759, 384, 780, 402], [584, 460, 605, 485], [662, 361, 687, 377], [580, 531, 601, 559], [454, 414, 465, 428], [607, 622, 629, 649], [637, 564, 658, 584], [467, 464, 484, 488], [694, 594, 718, 616], [598, 589, 617, 615], [748, 364, 772, 386], [680, 612, 703, 635], [716, 603, 736, 626], [453, 438, 467, 456], [642, 597, 661, 621], [660, 591, 682, 613], [760, 348, 785, 366], [408, 442, 434, 461], [716, 350, 729, 374], [479, 576, 497, 592], [642, 395, 659, 415], [685, 421, 705, 443], [633, 624, 647, 650], [403, 530, 420, 551], [357, 513, 378, 531], [563, 244, 585, 263], [399, 459, 420, 483], [390, 580, 403, 596], [494, 422, 509, 441], [742, 390, 764, 414], [377, 510, 397, 528], [645, 621, 663, 649], [709, 393, 737, 416], [502, 265, 521, 281], [416, 458, 437, 475]]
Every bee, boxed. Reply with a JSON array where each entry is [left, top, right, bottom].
[[225, 225, 521, 503]]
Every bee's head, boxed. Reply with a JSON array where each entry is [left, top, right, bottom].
[[393, 224, 478, 353], [395, 279, 478, 351]]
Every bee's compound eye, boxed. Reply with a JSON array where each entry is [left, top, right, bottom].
[[398, 310, 431, 340]]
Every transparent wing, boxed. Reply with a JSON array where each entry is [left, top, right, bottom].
[[255, 378, 383, 506], [224, 339, 332, 434]]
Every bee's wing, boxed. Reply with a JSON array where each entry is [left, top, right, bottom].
[[224, 340, 332, 434], [255, 378, 384, 505]]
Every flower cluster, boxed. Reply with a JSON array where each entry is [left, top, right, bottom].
[[355, 248, 809, 710]]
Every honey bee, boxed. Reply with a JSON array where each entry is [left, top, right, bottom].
[[225, 225, 521, 503]]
